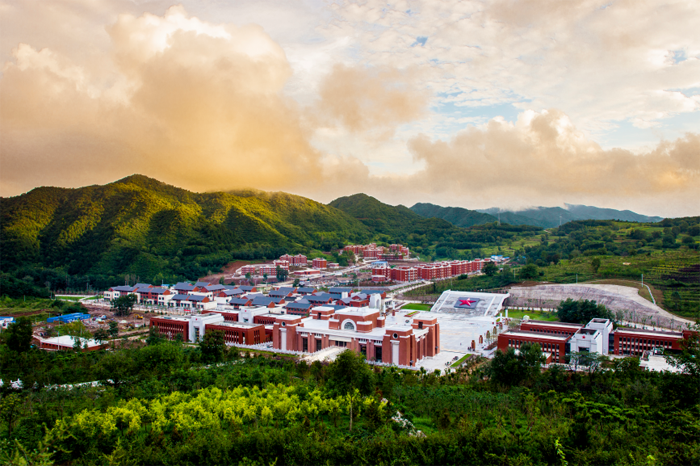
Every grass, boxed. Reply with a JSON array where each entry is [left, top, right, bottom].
[[401, 303, 432, 311], [451, 354, 472, 367], [505, 309, 560, 321]]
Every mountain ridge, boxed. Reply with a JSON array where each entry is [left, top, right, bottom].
[[410, 202, 663, 228]]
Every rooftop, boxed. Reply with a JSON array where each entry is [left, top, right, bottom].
[[525, 320, 584, 328], [503, 330, 570, 341]]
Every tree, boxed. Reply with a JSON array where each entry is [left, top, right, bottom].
[[326, 349, 374, 396], [200, 329, 226, 363], [219, 276, 225, 285], [665, 325, 700, 378], [0, 394, 23, 438], [519, 263, 539, 280], [108, 320, 119, 338], [591, 258, 601, 273], [293, 278, 300, 287], [4, 317, 33, 352], [93, 328, 110, 344], [557, 298, 611, 324], [146, 326, 163, 346], [489, 343, 544, 386], [482, 262, 498, 276], [276, 266, 289, 282], [113, 294, 137, 317], [263, 273, 268, 284]]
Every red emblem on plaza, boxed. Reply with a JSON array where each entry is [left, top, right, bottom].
[[458, 299, 477, 307]]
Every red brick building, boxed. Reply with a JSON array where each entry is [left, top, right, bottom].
[[270, 307, 440, 366], [205, 322, 269, 345], [150, 316, 190, 340], [497, 330, 569, 363]]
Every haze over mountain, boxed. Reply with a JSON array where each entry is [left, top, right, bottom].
[[411, 203, 663, 229]]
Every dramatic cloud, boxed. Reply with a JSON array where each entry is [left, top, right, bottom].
[[1, 6, 325, 193], [398, 110, 700, 214], [1, 2, 699, 217]]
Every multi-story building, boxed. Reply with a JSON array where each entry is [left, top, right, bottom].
[[312, 258, 328, 269], [271, 307, 440, 366], [499, 318, 695, 363]]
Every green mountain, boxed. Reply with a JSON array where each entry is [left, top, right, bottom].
[[412, 202, 664, 229], [328, 194, 463, 245], [1, 175, 370, 279], [410, 203, 498, 228]]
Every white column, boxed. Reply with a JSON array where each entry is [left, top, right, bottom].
[[280, 328, 287, 350], [392, 340, 399, 365]]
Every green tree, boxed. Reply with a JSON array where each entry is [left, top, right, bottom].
[[200, 329, 226, 363], [3, 317, 33, 353], [113, 294, 137, 316], [665, 324, 700, 378], [93, 328, 110, 344], [489, 343, 544, 386], [326, 349, 374, 395], [276, 266, 289, 282], [557, 298, 611, 323], [482, 262, 498, 276], [519, 263, 539, 280], [108, 320, 119, 338], [146, 326, 163, 346], [591, 258, 601, 273], [0, 394, 23, 438]]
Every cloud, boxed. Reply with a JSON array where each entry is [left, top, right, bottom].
[[1, 6, 326, 194], [312, 63, 429, 136], [397, 109, 700, 214]]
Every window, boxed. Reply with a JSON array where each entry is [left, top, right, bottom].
[[316, 339, 323, 352], [343, 321, 355, 331]]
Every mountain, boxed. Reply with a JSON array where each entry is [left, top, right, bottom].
[[564, 204, 664, 223], [478, 207, 575, 228], [0, 175, 370, 279], [328, 194, 463, 244], [475, 204, 662, 228], [410, 203, 498, 228]]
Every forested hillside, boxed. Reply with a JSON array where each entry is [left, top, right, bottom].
[[0, 175, 369, 284], [410, 203, 497, 228]]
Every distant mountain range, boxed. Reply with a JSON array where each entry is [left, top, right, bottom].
[[411, 202, 663, 229]]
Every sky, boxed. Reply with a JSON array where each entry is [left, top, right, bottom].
[[1, 0, 699, 217]]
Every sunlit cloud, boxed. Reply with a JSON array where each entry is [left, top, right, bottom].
[[1, 1, 699, 217]]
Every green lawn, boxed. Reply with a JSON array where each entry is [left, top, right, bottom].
[[504, 309, 560, 321], [401, 303, 432, 311]]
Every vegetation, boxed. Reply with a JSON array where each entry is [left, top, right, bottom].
[[1, 175, 370, 288], [557, 299, 612, 324], [410, 202, 497, 227], [0, 336, 698, 465]]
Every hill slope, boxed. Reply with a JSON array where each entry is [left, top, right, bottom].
[[1, 175, 370, 279], [329, 194, 464, 247], [410, 203, 497, 228]]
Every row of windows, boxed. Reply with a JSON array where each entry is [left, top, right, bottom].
[[507, 339, 560, 353], [619, 337, 672, 348]]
